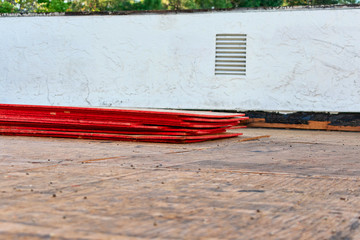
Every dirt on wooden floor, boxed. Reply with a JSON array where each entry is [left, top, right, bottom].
[[0, 128, 359, 239]]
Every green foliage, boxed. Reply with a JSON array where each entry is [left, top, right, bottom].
[[70, 0, 101, 11], [0, 0, 358, 13], [311, 0, 338, 4], [194, 0, 232, 9], [232, 0, 282, 7], [338, 0, 357, 3], [143, 0, 163, 9], [183, 0, 200, 8], [286, 0, 339, 5], [232, 0, 261, 8], [167, 0, 182, 9], [38, 0, 70, 12], [109, 0, 135, 11], [101, 0, 144, 11], [0, 1, 16, 13], [15, 0, 36, 11], [285, 0, 307, 6], [261, 0, 283, 6]]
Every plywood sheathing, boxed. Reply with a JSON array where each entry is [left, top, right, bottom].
[[1, 128, 360, 239]]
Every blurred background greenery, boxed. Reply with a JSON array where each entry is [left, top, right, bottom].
[[0, 0, 358, 13]]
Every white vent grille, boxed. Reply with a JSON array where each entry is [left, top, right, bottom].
[[215, 34, 247, 76]]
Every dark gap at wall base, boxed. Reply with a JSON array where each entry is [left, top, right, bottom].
[[243, 111, 360, 132], [244, 111, 360, 127], [180, 109, 360, 131]]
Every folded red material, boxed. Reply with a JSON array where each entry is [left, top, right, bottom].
[[0, 104, 248, 143]]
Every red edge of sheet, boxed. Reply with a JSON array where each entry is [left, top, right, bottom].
[[0, 104, 247, 143]]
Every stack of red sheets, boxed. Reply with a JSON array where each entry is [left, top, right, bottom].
[[0, 104, 248, 143]]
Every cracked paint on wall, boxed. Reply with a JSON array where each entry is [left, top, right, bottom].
[[0, 9, 359, 112]]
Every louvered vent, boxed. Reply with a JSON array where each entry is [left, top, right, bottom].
[[215, 34, 247, 76]]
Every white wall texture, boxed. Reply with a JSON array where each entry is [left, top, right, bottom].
[[1, 8, 360, 112]]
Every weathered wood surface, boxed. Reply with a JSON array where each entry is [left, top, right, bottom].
[[247, 118, 360, 132], [0, 129, 360, 239]]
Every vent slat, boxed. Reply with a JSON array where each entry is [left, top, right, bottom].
[[216, 42, 246, 45], [215, 56, 246, 59], [215, 68, 246, 72], [216, 47, 246, 50], [215, 73, 246, 76], [216, 38, 247, 41], [215, 60, 246, 63], [215, 34, 247, 76], [216, 34, 247, 37], [215, 64, 246, 67], [216, 51, 246, 54]]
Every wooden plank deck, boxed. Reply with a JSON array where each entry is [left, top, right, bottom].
[[0, 128, 359, 239]]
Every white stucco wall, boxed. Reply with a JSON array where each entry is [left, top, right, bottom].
[[1, 8, 360, 112]]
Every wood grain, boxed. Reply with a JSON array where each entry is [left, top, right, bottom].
[[0, 128, 359, 239], [247, 118, 360, 132]]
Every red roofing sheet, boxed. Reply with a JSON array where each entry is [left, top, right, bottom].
[[0, 104, 247, 143]]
